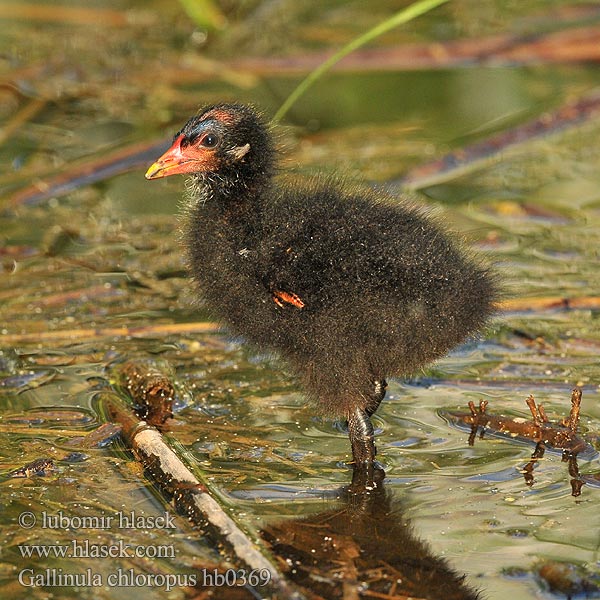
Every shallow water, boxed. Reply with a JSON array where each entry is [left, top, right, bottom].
[[2, 2, 600, 599]]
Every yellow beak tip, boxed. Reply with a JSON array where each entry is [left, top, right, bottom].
[[145, 162, 162, 180]]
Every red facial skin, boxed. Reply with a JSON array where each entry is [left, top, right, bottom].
[[145, 134, 219, 180]]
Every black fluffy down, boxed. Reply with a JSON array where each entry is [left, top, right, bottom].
[[182, 105, 497, 417]]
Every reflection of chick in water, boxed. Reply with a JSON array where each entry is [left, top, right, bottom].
[[262, 476, 481, 600]]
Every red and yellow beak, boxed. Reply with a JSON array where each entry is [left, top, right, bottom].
[[145, 134, 216, 180]]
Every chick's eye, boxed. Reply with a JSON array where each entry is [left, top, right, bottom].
[[200, 133, 219, 148]]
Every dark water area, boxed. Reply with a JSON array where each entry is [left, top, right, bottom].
[[1, 1, 600, 598]]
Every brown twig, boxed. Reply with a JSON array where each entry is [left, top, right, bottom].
[[0, 3, 133, 26], [495, 296, 600, 313], [231, 25, 600, 76], [525, 394, 549, 427], [0, 321, 218, 344], [20, 284, 126, 308], [402, 92, 600, 190], [0, 97, 48, 147], [446, 388, 589, 496], [114, 359, 174, 426], [562, 388, 582, 433], [3, 138, 169, 210], [448, 389, 588, 454]]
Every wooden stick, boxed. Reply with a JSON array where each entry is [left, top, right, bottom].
[[101, 392, 304, 600]]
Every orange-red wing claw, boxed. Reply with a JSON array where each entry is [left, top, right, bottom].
[[272, 290, 305, 309]]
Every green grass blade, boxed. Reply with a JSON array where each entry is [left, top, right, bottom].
[[273, 0, 450, 123], [178, 0, 227, 31]]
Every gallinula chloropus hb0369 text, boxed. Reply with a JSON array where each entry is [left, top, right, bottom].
[[146, 103, 497, 485]]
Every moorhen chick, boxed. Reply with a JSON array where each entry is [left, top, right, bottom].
[[145, 103, 496, 484]]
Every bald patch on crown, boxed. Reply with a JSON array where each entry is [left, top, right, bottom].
[[200, 108, 237, 124]]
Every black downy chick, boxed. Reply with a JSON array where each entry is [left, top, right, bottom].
[[146, 103, 497, 485]]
